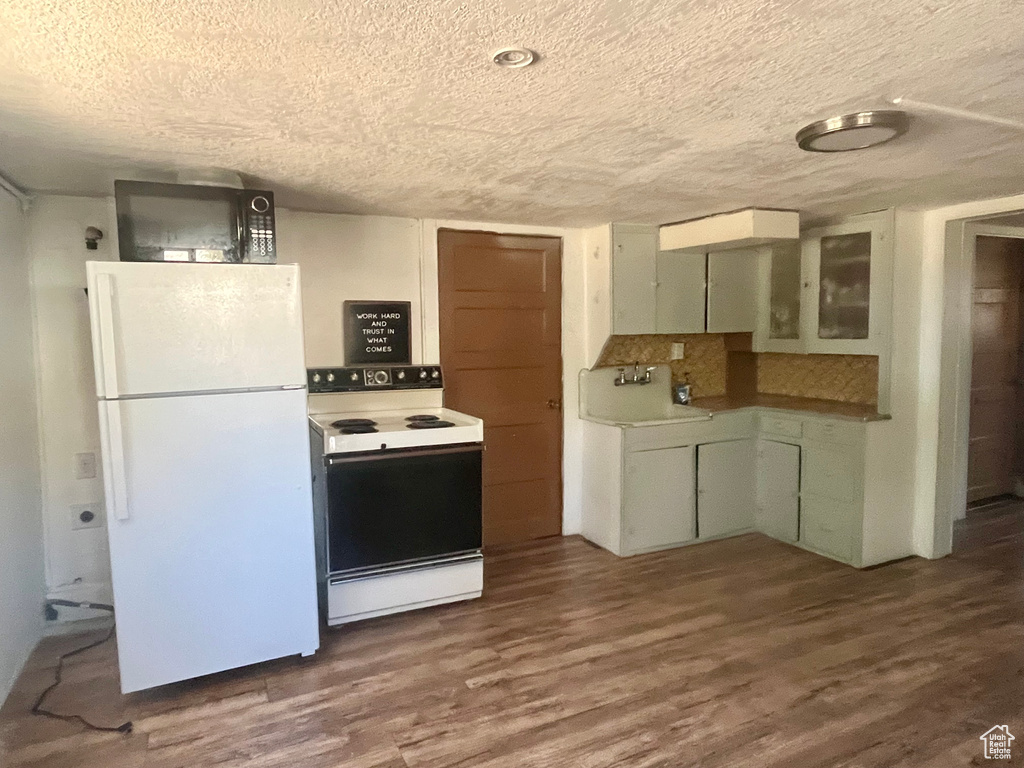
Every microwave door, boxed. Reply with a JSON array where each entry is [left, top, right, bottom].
[[114, 181, 242, 263]]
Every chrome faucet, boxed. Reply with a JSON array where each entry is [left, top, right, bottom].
[[614, 362, 655, 386]]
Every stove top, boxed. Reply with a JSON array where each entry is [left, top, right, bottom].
[[310, 407, 483, 454]]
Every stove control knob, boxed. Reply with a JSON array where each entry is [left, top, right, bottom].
[[326, 372, 335, 382], [312, 373, 321, 383], [397, 371, 406, 380], [431, 369, 440, 379], [419, 370, 427, 379], [349, 372, 359, 382]]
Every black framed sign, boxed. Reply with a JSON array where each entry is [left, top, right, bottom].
[[343, 300, 412, 365]]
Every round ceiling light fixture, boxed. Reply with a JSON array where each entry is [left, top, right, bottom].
[[796, 110, 910, 152], [491, 47, 536, 68]]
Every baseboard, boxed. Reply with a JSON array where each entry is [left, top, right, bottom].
[[43, 615, 114, 637], [46, 581, 114, 623]]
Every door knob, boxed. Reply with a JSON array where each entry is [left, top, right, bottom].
[[547, 399, 562, 410]]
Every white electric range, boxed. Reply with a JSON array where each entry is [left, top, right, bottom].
[[307, 365, 484, 626]]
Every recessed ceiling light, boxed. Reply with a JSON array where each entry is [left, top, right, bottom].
[[491, 47, 536, 68], [796, 110, 910, 152]]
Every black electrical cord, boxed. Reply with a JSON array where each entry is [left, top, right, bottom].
[[31, 601, 133, 734]]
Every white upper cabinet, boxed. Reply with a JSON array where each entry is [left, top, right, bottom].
[[611, 224, 756, 335], [754, 240, 804, 353], [706, 248, 758, 333], [611, 224, 658, 334], [655, 250, 706, 334], [801, 211, 893, 355], [754, 210, 894, 357]]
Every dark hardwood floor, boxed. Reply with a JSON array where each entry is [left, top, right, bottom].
[[2, 504, 1023, 767]]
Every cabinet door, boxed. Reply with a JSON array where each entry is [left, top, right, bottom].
[[754, 242, 804, 353], [612, 226, 658, 334], [696, 440, 755, 538], [655, 250, 706, 333], [623, 446, 696, 552], [706, 248, 758, 333], [801, 210, 893, 355], [800, 494, 855, 563], [755, 440, 800, 542]]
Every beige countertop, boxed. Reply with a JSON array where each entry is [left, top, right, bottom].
[[691, 394, 890, 423]]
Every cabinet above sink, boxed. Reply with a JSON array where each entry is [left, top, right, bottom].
[[609, 224, 759, 335]]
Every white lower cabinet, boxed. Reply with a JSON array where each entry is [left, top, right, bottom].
[[755, 440, 800, 543], [696, 440, 755, 538], [623, 446, 696, 553], [580, 409, 908, 567], [800, 494, 856, 563]]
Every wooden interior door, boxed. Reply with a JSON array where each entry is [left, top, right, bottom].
[[438, 230, 562, 545], [968, 236, 1024, 502]]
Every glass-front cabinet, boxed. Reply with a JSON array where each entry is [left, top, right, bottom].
[[755, 210, 893, 356], [756, 240, 803, 353]]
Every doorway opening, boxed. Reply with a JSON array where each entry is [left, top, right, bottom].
[[946, 214, 1024, 554], [436, 229, 564, 547]]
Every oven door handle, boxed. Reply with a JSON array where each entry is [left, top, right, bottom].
[[326, 443, 483, 465]]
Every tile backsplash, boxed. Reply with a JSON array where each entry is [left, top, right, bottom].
[[594, 334, 878, 406], [757, 352, 878, 405]]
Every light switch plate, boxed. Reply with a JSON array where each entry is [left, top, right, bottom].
[[671, 342, 686, 360], [74, 452, 97, 480], [70, 503, 104, 530]]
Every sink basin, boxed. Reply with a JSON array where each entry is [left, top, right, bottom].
[[578, 365, 712, 426], [601, 403, 712, 426]]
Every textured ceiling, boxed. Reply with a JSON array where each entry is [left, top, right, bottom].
[[1, 0, 1024, 226]]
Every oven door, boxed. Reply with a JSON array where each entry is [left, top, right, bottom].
[[325, 444, 482, 574]]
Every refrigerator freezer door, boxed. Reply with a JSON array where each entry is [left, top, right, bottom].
[[87, 261, 306, 398], [98, 387, 318, 693]]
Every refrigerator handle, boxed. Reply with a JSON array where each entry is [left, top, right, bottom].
[[95, 272, 120, 398], [106, 401, 130, 521]]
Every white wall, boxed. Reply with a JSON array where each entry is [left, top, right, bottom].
[[0, 192, 45, 703], [276, 211, 423, 366], [28, 196, 116, 616], [29, 197, 591, 619]]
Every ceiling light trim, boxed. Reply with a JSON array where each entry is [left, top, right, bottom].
[[491, 47, 536, 68], [796, 110, 910, 152]]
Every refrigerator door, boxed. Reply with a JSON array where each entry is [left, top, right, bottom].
[[87, 261, 306, 398], [97, 387, 319, 693]]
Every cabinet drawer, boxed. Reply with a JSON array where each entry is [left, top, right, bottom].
[[803, 419, 863, 446], [759, 415, 802, 439], [801, 494, 856, 563], [801, 444, 860, 503]]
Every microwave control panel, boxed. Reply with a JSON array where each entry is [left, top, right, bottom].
[[245, 193, 276, 264]]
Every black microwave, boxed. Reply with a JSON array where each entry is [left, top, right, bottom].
[[114, 180, 276, 264]]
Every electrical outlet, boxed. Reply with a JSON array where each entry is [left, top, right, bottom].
[[71, 503, 104, 530], [671, 342, 686, 360], [74, 452, 96, 480]]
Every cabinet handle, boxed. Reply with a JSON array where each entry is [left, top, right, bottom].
[[547, 399, 562, 410]]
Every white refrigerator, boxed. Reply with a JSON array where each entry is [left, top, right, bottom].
[[86, 261, 319, 693]]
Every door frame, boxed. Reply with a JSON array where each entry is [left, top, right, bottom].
[[420, 219, 587, 536], [935, 211, 1024, 556]]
